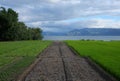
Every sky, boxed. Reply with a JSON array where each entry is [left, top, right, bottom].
[[0, 0, 120, 32]]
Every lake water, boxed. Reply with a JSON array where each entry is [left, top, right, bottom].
[[43, 36, 120, 41]]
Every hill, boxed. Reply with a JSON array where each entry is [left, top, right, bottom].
[[43, 28, 120, 36]]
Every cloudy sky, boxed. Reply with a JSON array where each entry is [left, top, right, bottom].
[[0, 0, 120, 32]]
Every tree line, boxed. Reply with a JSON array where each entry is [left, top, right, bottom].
[[0, 7, 43, 41]]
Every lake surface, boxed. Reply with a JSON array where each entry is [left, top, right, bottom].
[[43, 36, 120, 41]]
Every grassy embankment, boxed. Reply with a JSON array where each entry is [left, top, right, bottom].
[[66, 40, 120, 80], [0, 40, 51, 81]]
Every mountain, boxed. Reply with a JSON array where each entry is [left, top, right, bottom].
[[67, 28, 120, 36], [43, 28, 120, 36], [42, 31, 66, 36]]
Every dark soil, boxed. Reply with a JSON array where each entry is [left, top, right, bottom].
[[21, 42, 114, 81]]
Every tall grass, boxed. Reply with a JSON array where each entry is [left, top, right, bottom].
[[66, 40, 120, 80]]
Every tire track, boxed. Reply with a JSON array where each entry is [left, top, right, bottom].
[[59, 45, 67, 81]]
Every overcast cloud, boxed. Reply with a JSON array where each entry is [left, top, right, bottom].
[[0, 0, 120, 32]]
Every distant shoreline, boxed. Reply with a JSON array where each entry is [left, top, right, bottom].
[[43, 36, 120, 41]]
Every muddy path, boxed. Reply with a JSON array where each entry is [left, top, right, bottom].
[[19, 42, 116, 81]]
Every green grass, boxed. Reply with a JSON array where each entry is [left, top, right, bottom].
[[0, 40, 51, 81], [66, 40, 120, 80]]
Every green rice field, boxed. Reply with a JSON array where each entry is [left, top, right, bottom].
[[66, 40, 120, 80], [0, 40, 51, 81]]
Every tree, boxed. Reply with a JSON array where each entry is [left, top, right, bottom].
[[27, 27, 43, 40], [0, 7, 19, 40], [0, 7, 8, 40], [32, 28, 43, 40], [0, 7, 43, 41]]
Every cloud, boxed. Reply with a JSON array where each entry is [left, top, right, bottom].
[[1, 0, 120, 32], [88, 18, 120, 28], [26, 18, 120, 32], [2, 0, 120, 21]]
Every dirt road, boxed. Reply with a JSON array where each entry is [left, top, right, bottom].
[[23, 42, 113, 81]]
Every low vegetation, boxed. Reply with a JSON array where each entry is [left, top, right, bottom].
[[0, 40, 51, 81], [66, 40, 120, 80]]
